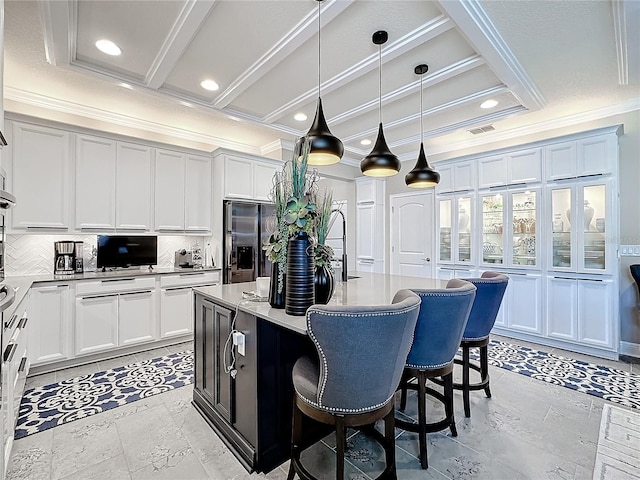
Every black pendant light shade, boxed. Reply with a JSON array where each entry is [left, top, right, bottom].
[[305, 98, 344, 165], [405, 63, 440, 188], [361, 30, 400, 177], [361, 123, 401, 177]]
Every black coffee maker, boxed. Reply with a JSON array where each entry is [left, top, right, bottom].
[[54, 241, 83, 275]]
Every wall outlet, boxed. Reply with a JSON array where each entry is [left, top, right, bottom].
[[232, 331, 246, 356], [620, 245, 640, 256]]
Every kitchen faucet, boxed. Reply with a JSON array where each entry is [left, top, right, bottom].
[[331, 209, 348, 282]]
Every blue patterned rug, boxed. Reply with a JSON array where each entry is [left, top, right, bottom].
[[15, 350, 194, 440], [14, 340, 640, 439]]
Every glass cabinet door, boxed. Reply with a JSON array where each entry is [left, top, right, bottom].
[[457, 197, 472, 263], [438, 199, 452, 262], [481, 193, 504, 265], [550, 187, 573, 270], [510, 190, 538, 267], [582, 184, 607, 271]]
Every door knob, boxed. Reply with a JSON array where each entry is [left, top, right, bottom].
[[422, 257, 431, 262]]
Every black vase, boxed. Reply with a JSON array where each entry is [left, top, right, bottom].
[[314, 264, 335, 305], [269, 262, 286, 309], [285, 232, 315, 316]]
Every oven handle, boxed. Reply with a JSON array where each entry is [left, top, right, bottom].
[[0, 285, 16, 313]]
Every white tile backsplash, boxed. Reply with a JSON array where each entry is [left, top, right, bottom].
[[6, 234, 203, 275]]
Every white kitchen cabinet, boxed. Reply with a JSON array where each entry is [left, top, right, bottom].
[[75, 134, 117, 230], [544, 132, 616, 181], [355, 177, 385, 273], [437, 160, 475, 193], [10, 122, 71, 230], [505, 273, 542, 334], [254, 162, 279, 201], [546, 276, 614, 350], [356, 177, 385, 204], [478, 155, 506, 188], [478, 148, 541, 189], [118, 290, 157, 347], [437, 195, 474, 266], [29, 284, 73, 365], [75, 294, 118, 356], [154, 149, 186, 231], [222, 154, 280, 201], [185, 154, 212, 232], [116, 142, 152, 230]]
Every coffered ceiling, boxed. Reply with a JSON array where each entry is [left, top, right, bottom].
[[3, 0, 639, 167]]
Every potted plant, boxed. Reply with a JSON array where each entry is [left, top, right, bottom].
[[263, 170, 290, 308], [313, 188, 336, 304]]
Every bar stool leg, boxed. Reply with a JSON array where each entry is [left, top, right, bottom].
[[288, 400, 303, 480], [480, 344, 491, 398], [417, 371, 428, 469], [336, 417, 346, 480], [384, 407, 398, 479], [462, 345, 471, 418], [399, 372, 408, 412], [444, 372, 457, 437]]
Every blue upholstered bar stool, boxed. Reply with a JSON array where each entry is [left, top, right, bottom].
[[396, 279, 476, 469], [454, 271, 509, 418], [287, 290, 421, 480], [631, 265, 640, 308]]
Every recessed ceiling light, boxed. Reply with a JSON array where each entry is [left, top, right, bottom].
[[481, 99, 498, 109], [228, 116, 241, 122], [294, 113, 307, 122], [119, 82, 133, 90], [180, 101, 193, 108], [95, 39, 122, 56], [200, 79, 219, 91], [360, 139, 372, 146]]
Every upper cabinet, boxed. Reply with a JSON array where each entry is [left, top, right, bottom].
[[115, 143, 152, 231], [221, 154, 279, 201], [154, 150, 211, 232], [436, 160, 475, 194], [544, 133, 616, 181], [10, 122, 72, 230], [478, 148, 542, 189]]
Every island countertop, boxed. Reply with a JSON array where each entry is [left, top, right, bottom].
[[193, 272, 447, 335]]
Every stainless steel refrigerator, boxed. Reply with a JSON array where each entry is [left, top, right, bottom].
[[223, 200, 275, 284]]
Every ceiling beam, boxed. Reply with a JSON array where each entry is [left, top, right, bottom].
[[437, 0, 546, 111], [39, 0, 76, 66], [146, 0, 219, 89], [262, 15, 454, 124]]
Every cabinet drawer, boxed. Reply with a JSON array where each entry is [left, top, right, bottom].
[[160, 271, 219, 288], [76, 276, 156, 296]]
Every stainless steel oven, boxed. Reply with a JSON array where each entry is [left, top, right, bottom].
[[0, 172, 16, 284]]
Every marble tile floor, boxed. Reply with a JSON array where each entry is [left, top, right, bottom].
[[9, 338, 638, 480]]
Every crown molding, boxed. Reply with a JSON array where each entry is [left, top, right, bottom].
[[4, 87, 262, 155], [427, 97, 640, 157], [612, 0, 629, 86]]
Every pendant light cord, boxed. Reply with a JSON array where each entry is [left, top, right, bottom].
[[420, 72, 423, 141], [378, 43, 382, 124], [318, 0, 321, 99]]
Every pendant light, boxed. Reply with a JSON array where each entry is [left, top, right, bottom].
[[303, 0, 343, 166], [361, 30, 400, 177], [405, 64, 440, 188]]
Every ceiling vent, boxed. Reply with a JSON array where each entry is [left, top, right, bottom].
[[468, 125, 495, 135]]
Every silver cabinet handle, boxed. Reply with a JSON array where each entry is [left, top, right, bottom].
[[3, 343, 17, 363], [422, 258, 431, 262]]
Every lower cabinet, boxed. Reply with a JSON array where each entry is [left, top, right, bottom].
[[75, 294, 119, 356], [119, 290, 156, 347], [505, 272, 543, 334], [29, 283, 73, 365]]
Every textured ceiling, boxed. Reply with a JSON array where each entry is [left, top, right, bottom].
[[3, 0, 638, 165]]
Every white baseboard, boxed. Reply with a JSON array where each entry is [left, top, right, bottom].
[[619, 341, 640, 359]]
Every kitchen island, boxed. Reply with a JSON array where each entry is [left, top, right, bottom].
[[192, 272, 447, 473]]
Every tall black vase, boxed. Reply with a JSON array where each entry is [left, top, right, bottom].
[[314, 264, 335, 305], [285, 232, 315, 316], [268, 262, 286, 309]]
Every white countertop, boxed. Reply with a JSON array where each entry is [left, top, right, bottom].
[[193, 272, 447, 335]]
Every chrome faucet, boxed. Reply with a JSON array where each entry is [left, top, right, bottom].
[[331, 209, 348, 282]]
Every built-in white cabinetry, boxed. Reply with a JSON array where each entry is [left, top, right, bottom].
[[10, 122, 71, 230], [504, 272, 543, 334], [478, 148, 542, 189], [154, 150, 211, 232], [116, 143, 152, 230], [544, 134, 616, 181], [436, 160, 475, 193], [75, 277, 157, 356], [29, 283, 72, 365], [355, 177, 385, 273], [220, 153, 280, 201], [159, 271, 220, 338], [436, 194, 475, 272]]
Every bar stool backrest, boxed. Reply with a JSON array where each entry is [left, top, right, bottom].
[[461, 271, 509, 341]]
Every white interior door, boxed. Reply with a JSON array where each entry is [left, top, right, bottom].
[[391, 192, 434, 277]]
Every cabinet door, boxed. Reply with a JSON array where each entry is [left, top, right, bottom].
[[577, 135, 614, 177], [545, 141, 576, 181], [75, 135, 117, 230], [154, 149, 185, 231], [194, 296, 215, 404], [580, 182, 610, 274], [546, 277, 577, 341], [119, 291, 157, 347], [453, 161, 475, 191], [456, 196, 473, 264], [436, 164, 453, 193], [185, 155, 212, 232], [356, 258, 375, 273], [116, 143, 152, 230], [437, 199, 453, 263], [508, 148, 541, 184], [29, 284, 72, 365], [11, 122, 71, 229], [578, 278, 613, 348], [356, 177, 384, 204], [356, 204, 375, 259], [548, 186, 575, 271], [508, 189, 539, 269], [478, 155, 506, 188], [75, 294, 118, 356], [224, 156, 254, 199], [254, 162, 279, 201], [506, 273, 542, 334], [480, 193, 505, 266], [160, 287, 193, 338], [214, 305, 234, 423]]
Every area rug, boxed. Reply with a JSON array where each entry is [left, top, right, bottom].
[[592, 404, 640, 479], [476, 339, 640, 410], [15, 350, 193, 440]]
